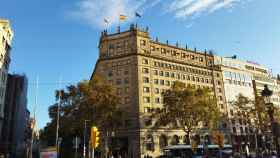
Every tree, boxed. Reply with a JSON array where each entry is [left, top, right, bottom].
[[40, 75, 124, 158], [153, 81, 221, 143]]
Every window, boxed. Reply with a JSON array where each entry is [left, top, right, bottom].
[[166, 81, 170, 86], [217, 81, 221, 85], [108, 71, 113, 77], [199, 57, 204, 62], [159, 71, 164, 76], [143, 68, 149, 73], [151, 46, 155, 51], [154, 70, 158, 75], [125, 87, 129, 93], [140, 40, 146, 46], [143, 87, 150, 93], [219, 96, 223, 101], [124, 78, 129, 84], [218, 88, 222, 93], [160, 80, 164, 85], [143, 77, 149, 83], [124, 70, 129, 75], [233, 127, 236, 133], [161, 48, 166, 54], [177, 74, 180, 79], [155, 88, 160, 94], [125, 97, 130, 104], [154, 79, 159, 84], [117, 88, 122, 95], [155, 98, 160, 103], [143, 59, 149, 64], [117, 70, 121, 75], [165, 72, 170, 77], [116, 79, 122, 85], [144, 97, 150, 103], [171, 73, 175, 78]]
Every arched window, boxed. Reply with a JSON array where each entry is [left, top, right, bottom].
[[171, 135, 180, 145], [159, 135, 168, 149], [183, 135, 190, 145], [146, 135, 154, 151]]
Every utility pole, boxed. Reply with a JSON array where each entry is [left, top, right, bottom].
[[56, 77, 62, 158]]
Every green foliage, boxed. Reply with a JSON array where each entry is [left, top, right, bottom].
[[40, 75, 124, 155], [232, 94, 273, 133], [153, 81, 221, 135]]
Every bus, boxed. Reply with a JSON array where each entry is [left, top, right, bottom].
[[161, 144, 233, 158]]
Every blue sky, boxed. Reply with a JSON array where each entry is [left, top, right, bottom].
[[1, 0, 280, 129]]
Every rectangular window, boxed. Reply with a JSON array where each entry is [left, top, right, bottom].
[[165, 72, 170, 77], [160, 80, 164, 85], [116, 79, 122, 85], [155, 88, 160, 94], [143, 87, 150, 93], [143, 77, 149, 83], [142, 68, 149, 73], [142, 59, 149, 64], [154, 79, 159, 84], [166, 81, 170, 86], [161, 48, 166, 54], [159, 71, 164, 76], [155, 98, 160, 103], [124, 78, 129, 84], [171, 73, 175, 78], [143, 97, 150, 103], [140, 40, 146, 46], [154, 70, 158, 75]]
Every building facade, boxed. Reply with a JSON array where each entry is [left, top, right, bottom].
[[0, 19, 13, 138], [0, 74, 29, 158], [92, 25, 228, 158], [214, 56, 258, 151]]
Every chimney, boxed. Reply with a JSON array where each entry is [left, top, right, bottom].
[[176, 41, 179, 47], [185, 44, 188, 50], [166, 40, 169, 45], [155, 37, 159, 42]]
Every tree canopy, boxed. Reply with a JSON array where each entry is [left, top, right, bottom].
[[153, 81, 221, 136], [40, 76, 124, 157]]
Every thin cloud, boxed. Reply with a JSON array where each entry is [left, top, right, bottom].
[[70, 0, 252, 28], [70, 0, 161, 28]]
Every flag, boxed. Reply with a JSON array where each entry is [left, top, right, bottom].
[[119, 14, 127, 21], [135, 12, 141, 18], [104, 18, 109, 24]]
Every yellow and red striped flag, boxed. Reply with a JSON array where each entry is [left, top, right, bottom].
[[119, 14, 127, 21]]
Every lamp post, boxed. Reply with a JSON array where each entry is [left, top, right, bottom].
[[261, 85, 279, 156], [83, 120, 90, 158]]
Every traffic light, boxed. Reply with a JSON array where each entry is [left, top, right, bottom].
[[91, 126, 100, 149], [212, 131, 224, 149]]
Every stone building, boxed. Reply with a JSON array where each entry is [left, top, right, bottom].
[[91, 25, 227, 158]]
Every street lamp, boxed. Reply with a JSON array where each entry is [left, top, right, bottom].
[[83, 120, 90, 158], [261, 85, 280, 156]]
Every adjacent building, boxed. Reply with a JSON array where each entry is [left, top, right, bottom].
[[0, 19, 13, 138], [0, 74, 29, 158], [91, 25, 228, 158]]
